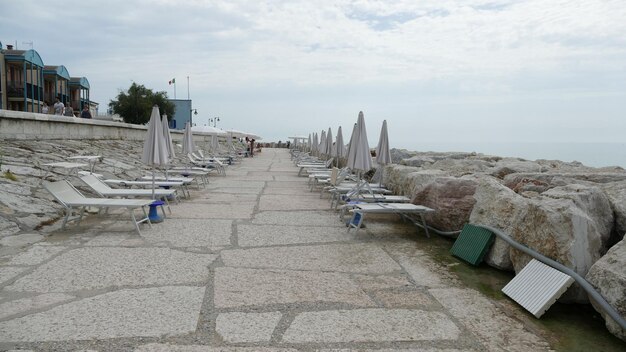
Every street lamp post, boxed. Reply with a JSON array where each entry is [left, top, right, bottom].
[[209, 117, 220, 127], [190, 109, 197, 126]]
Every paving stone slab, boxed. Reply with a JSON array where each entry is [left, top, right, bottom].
[[237, 224, 356, 247], [262, 187, 313, 195], [259, 194, 332, 211], [169, 202, 255, 219], [0, 293, 74, 319], [252, 210, 341, 226], [282, 308, 461, 343], [135, 344, 298, 351], [384, 244, 455, 288], [0, 286, 205, 342], [221, 243, 402, 274], [216, 311, 282, 342], [6, 248, 215, 292], [372, 290, 439, 309], [188, 193, 258, 203], [204, 187, 262, 195], [84, 232, 134, 246], [207, 180, 266, 188], [429, 288, 551, 351], [214, 267, 374, 308], [316, 349, 476, 352], [0, 233, 44, 247], [142, 219, 232, 247], [5, 245, 65, 266], [351, 274, 414, 291], [0, 267, 28, 286]]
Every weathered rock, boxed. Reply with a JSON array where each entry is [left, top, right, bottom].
[[600, 181, 626, 244], [586, 239, 626, 341], [390, 148, 416, 164], [411, 175, 479, 232], [489, 158, 544, 179], [471, 178, 614, 302], [426, 158, 493, 176], [469, 177, 524, 271], [526, 184, 614, 287], [384, 165, 445, 197], [399, 155, 436, 167]]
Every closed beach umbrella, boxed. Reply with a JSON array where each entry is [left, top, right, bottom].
[[334, 126, 346, 166], [182, 122, 195, 155], [375, 120, 392, 185], [375, 120, 391, 165], [161, 114, 175, 159], [142, 105, 169, 199], [312, 133, 319, 156], [325, 127, 333, 159], [210, 134, 220, 154], [346, 122, 358, 169], [346, 111, 372, 173], [319, 130, 327, 157]]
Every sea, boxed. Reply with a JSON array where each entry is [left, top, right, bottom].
[[401, 142, 626, 169]]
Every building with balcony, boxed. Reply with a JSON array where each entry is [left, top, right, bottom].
[[0, 43, 97, 115]]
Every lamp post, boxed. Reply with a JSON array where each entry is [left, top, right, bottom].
[[209, 117, 220, 127], [190, 109, 197, 127]]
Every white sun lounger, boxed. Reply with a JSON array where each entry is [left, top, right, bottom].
[[103, 179, 190, 198], [79, 174, 177, 215], [43, 180, 153, 235], [347, 203, 435, 237]]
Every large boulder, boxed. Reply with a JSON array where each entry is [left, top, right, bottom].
[[469, 177, 526, 271], [470, 179, 614, 303], [489, 158, 544, 179], [390, 148, 416, 164], [400, 155, 436, 168], [586, 239, 626, 341], [600, 181, 626, 244], [384, 165, 445, 197], [412, 175, 480, 232], [509, 185, 613, 296], [425, 158, 493, 176]]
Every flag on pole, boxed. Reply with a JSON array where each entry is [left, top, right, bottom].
[[168, 78, 176, 85]]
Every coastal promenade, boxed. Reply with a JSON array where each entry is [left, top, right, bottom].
[[0, 148, 552, 351]]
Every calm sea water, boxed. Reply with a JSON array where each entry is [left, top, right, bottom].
[[402, 142, 626, 169]]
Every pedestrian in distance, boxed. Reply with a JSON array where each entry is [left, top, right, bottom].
[[53, 98, 64, 115], [80, 106, 92, 119], [42, 101, 49, 114], [64, 103, 74, 117]]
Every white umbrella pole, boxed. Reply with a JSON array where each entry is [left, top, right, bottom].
[[152, 166, 156, 200]]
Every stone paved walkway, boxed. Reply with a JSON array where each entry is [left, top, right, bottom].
[[0, 148, 552, 351]]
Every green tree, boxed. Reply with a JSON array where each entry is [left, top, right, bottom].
[[108, 82, 175, 124]]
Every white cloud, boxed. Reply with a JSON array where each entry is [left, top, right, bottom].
[[2, 0, 626, 148]]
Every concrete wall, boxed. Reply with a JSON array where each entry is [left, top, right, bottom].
[[0, 109, 217, 143]]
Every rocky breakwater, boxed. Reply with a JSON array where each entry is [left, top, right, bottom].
[[385, 148, 626, 341]]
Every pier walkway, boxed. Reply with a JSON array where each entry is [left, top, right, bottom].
[[0, 148, 550, 351]]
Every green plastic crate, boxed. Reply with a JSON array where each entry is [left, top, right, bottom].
[[450, 224, 495, 266]]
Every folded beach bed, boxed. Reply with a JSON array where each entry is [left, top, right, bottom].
[[347, 203, 435, 237], [43, 180, 153, 235]]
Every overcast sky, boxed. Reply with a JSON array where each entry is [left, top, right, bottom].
[[3, 0, 626, 154]]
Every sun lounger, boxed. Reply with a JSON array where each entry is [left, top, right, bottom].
[[347, 203, 435, 236], [103, 179, 190, 198], [79, 174, 177, 215], [43, 180, 153, 235], [297, 158, 333, 176]]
